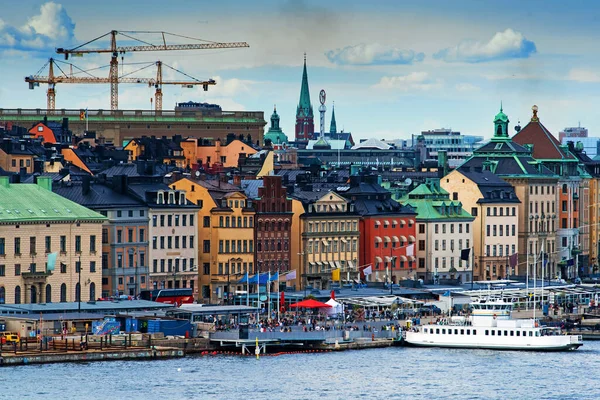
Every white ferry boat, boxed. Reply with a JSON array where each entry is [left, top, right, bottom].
[[404, 298, 582, 351]]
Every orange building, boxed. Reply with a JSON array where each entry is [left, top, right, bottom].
[[182, 138, 257, 169]]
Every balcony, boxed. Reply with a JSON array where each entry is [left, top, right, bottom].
[[21, 270, 53, 283]]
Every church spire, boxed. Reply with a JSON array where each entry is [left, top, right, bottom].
[[492, 104, 510, 141], [329, 102, 337, 134], [297, 53, 313, 119]]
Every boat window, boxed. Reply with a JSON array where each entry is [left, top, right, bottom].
[[454, 329, 458, 334], [529, 331, 533, 337], [424, 328, 428, 333], [504, 330, 508, 336], [436, 329, 440, 334], [535, 331, 540, 337], [485, 330, 489, 336], [442, 329, 446, 334], [473, 330, 477, 335], [466, 329, 470, 335], [516, 331, 520, 337], [460, 329, 464, 335], [491, 330, 495, 336], [510, 331, 514, 336], [448, 329, 452, 335]]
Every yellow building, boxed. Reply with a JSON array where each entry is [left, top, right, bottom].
[[289, 198, 305, 290], [171, 178, 255, 303], [442, 169, 520, 280]]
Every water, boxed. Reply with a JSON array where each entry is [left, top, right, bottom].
[[1, 342, 598, 400]]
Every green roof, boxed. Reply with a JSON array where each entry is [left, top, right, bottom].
[[401, 182, 474, 221], [0, 178, 106, 223]]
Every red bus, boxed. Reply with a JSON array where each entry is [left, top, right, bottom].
[[140, 289, 194, 305]]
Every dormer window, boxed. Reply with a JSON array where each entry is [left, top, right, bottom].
[[179, 192, 186, 205], [37, 126, 44, 132], [168, 192, 175, 204], [157, 191, 165, 204]]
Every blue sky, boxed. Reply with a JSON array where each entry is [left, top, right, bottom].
[[1, 0, 599, 141]]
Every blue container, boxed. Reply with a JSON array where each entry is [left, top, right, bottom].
[[159, 320, 192, 336], [125, 318, 139, 333], [147, 320, 161, 334]]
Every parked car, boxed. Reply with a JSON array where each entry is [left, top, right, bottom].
[[418, 305, 442, 315]]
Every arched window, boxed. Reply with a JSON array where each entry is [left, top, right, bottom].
[[219, 216, 224, 227], [75, 283, 81, 302], [46, 284, 52, 303], [0, 286, 5, 304], [284, 222, 289, 231], [15, 285, 21, 304], [89, 282, 96, 301], [238, 217, 242, 227], [278, 222, 282, 231], [30, 286, 37, 304], [60, 283, 67, 302]]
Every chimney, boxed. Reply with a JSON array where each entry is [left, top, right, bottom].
[[36, 176, 52, 191], [82, 175, 91, 195], [233, 175, 241, 185]]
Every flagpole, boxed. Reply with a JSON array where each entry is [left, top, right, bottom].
[[526, 241, 529, 311], [541, 239, 545, 311], [246, 274, 249, 307], [85, 108, 88, 132], [267, 270, 271, 320], [276, 267, 280, 321]]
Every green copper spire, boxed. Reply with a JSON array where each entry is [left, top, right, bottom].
[[297, 53, 313, 119], [264, 105, 288, 146], [329, 103, 337, 134]]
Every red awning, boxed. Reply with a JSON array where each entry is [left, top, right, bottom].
[[289, 299, 332, 308]]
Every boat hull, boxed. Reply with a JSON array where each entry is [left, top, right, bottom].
[[404, 332, 583, 351]]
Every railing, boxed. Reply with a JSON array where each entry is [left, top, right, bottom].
[[210, 328, 398, 342]]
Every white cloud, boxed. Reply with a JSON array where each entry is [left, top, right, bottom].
[[434, 29, 536, 63], [567, 68, 600, 83], [325, 43, 424, 66], [455, 83, 480, 92], [0, 2, 75, 51], [372, 72, 443, 91]]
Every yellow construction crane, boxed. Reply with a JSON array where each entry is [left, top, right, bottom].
[[26, 58, 217, 111], [54, 30, 249, 110]]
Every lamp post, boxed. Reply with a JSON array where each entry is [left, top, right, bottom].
[[77, 254, 82, 313]]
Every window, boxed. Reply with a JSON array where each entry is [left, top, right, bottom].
[[203, 240, 210, 253], [190, 215, 194, 226], [15, 264, 21, 276], [90, 235, 96, 252], [160, 215, 165, 227], [418, 224, 425, 234], [90, 261, 96, 273], [153, 215, 158, 227], [45, 236, 52, 253], [30, 236, 36, 255], [139, 229, 145, 242], [418, 240, 425, 251], [175, 215, 180, 227], [189, 236, 194, 249], [204, 216, 210, 227], [0, 265, 4, 276], [168, 215, 173, 227], [175, 236, 180, 248], [14, 238, 20, 255], [128, 229, 133, 242], [117, 211, 122, 218], [117, 230, 122, 243]]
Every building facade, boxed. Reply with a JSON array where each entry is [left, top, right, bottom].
[[402, 181, 474, 283], [255, 176, 293, 274], [297, 191, 360, 290], [441, 169, 520, 281], [0, 177, 105, 305], [53, 178, 150, 298]]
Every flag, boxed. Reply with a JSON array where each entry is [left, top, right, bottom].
[[280, 291, 285, 312], [332, 268, 340, 281], [269, 272, 279, 282], [460, 248, 471, 261], [285, 270, 297, 281], [362, 265, 373, 276], [330, 290, 336, 300], [406, 243, 415, 257], [46, 252, 58, 272], [509, 253, 518, 269], [237, 272, 249, 284]]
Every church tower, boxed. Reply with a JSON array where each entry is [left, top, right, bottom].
[[295, 54, 314, 141], [492, 103, 510, 141]]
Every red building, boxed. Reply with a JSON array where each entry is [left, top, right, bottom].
[[341, 175, 417, 282], [255, 176, 293, 273]]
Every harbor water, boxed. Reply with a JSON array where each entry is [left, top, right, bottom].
[[2, 341, 599, 400]]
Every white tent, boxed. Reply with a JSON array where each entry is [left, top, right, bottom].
[[325, 298, 344, 316]]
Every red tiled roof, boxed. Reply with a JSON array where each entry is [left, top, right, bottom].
[[512, 120, 575, 160]]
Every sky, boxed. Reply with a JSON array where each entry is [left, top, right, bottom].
[[1, 0, 600, 141]]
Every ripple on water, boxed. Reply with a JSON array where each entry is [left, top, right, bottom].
[[0, 344, 598, 399]]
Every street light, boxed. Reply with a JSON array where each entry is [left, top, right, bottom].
[[77, 254, 81, 313]]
